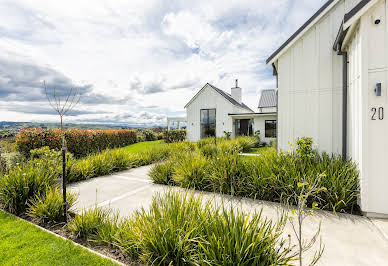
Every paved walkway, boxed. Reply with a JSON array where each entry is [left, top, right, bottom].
[[68, 165, 388, 266]]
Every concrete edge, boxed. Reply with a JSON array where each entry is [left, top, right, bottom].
[[0, 209, 126, 266]]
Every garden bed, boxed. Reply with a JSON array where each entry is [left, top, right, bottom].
[[150, 137, 360, 214]]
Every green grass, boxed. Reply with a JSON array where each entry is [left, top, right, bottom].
[[248, 146, 276, 154], [121, 140, 166, 153], [0, 210, 118, 265]]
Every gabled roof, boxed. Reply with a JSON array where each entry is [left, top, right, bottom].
[[258, 89, 277, 108], [184, 83, 254, 112]]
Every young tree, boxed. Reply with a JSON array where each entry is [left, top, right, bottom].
[[287, 173, 326, 266], [44, 81, 81, 222]]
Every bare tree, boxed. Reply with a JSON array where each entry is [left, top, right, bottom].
[[44, 81, 81, 222]]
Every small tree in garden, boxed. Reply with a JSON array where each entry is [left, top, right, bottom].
[[44, 81, 81, 222], [286, 173, 326, 266]]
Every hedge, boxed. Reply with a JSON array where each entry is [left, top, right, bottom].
[[163, 129, 186, 143], [15, 128, 137, 158]]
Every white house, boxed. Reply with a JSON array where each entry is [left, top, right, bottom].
[[184, 81, 277, 144], [266, 0, 388, 217]]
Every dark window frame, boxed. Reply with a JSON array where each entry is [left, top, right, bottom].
[[265, 120, 277, 138], [200, 108, 216, 139]]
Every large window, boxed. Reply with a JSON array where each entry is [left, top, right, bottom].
[[265, 120, 277, 138], [200, 109, 216, 139], [235, 119, 253, 136]]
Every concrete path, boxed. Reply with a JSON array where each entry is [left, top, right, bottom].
[[68, 165, 388, 266]]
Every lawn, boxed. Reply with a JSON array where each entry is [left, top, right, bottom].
[[0, 210, 118, 266], [248, 146, 276, 154], [121, 139, 166, 153]]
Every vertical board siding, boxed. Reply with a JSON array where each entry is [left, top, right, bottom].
[[276, 0, 360, 153], [186, 85, 248, 142], [363, 0, 388, 214]]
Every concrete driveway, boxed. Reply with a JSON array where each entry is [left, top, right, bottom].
[[68, 165, 388, 266]]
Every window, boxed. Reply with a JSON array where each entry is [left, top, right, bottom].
[[235, 119, 254, 136], [200, 109, 216, 138], [265, 120, 277, 138]]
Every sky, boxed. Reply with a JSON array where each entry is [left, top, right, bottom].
[[0, 0, 327, 126]]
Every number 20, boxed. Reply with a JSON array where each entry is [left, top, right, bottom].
[[371, 107, 384, 120]]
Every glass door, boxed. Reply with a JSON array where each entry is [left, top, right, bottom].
[[200, 109, 216, 138]]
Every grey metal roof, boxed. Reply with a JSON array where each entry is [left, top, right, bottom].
[[258, 89, 277, 108], [207, 83, 254, 112]]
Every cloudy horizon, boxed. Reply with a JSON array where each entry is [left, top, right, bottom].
[[0, 0, 327, 126]]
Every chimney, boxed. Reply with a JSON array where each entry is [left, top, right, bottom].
[[231, 79, 242, 104]]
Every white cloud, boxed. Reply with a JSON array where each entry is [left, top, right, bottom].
[[0, 0, 327, 125]]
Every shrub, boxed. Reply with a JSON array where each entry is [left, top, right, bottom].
[[138, 129, 157, 141], [15, 128, 137, 157], [208, 151, 244, 194], [199, 208, 294, 265], [254, 130, 261, 143], [234, 136, 259, 152], [27, 186, 77, 224], [172, 152, 210, 188], [149, 160, 176, 185], [199, 143, 218, 157], [69, 207, 119, 243], [116, 191, 209, 264], [0, 161, 56, 214], [152, 138, 360, 213], [223, 131, 232, 140], [164, 129, 186, 143], [115, 190, 295, 265]]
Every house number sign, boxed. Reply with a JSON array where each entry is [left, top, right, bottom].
[[371, 107, 384, 120]]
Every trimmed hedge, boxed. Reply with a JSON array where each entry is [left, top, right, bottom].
[[15, 128, 137, 158], [164, 129, 186, 143]]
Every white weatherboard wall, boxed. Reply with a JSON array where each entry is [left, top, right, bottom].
[[346, 0, 388, 216], [186, 84, 249, 142], [277, 0, 360, 154], [253, 115, 277, 144]]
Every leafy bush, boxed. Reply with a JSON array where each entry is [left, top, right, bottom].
[[69, 207, 119, 244], [223, 131, 232, 140], [0, 161, 56, 214], [27, 186, 77, 224], [164, 129, 186, 143], [114, 190, 295, 265], [15, 128, 137, 157], [138, 129, 157, 141]]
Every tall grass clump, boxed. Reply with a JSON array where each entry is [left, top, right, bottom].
[[149, 160, 176, 185], [198, 207, 295, 265], [69, 207, 119, 244], [241, 138, 359, 213], [208, 151, 245, 194], [116, 191, 207, 264], [150, 137, 360, 213], [0, 161, 56, 215], [114, 190, 296, 265], [27, 186, 77, 224], [172, 152, 210, 188]]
